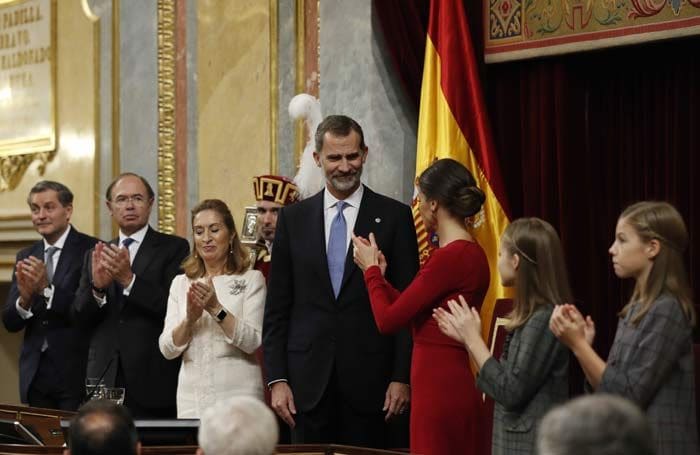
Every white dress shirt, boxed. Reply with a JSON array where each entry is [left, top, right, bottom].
[[323, 184, 364, 253]]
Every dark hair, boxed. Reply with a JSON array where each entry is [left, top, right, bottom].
[[68, 400, 138, 455], [182, 199, 251, 278], [417, 158, 485, 221], [27, 180, 73, 206], [314, 115, 367, 152], [105, 173, 155, 202]]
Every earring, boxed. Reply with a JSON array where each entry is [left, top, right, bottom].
[[229, 243, 234, 254]]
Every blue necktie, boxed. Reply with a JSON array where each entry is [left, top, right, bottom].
[[122, 237, 135, 259], [328, 201, 347, 297]]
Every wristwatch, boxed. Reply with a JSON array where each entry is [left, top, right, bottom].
[[91, 283, 106, 294], [214, 307, 227, 322]]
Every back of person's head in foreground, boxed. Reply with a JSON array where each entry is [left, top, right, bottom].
[[65, 399, 139, 455], [537, 394, 655, 455], [197, 396, 278, 455]]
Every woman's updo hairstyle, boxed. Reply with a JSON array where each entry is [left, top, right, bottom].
[[417, 158, 486, 221]]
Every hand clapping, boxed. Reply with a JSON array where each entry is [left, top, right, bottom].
[[15, 257, 48, 307], [351, 232, 387, 275], [549, 304, 595, 349], [190, 280, 220, 313], [433, 295, 482, 348]]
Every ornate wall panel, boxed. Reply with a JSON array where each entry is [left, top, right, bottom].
[[485, 0, 700, 62]]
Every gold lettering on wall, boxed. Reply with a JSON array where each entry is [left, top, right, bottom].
[[0, 0, 55, 192]]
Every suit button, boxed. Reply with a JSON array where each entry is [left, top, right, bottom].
[[119, 319, 124, 324], [41, 321, 48, 327]]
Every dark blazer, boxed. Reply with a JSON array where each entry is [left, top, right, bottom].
[[476, 305, 569, 455], [263, 186, 418, 413], [598, 295, 698, 454], [2, 227, 99, 404], [73, 226, 189, 414]]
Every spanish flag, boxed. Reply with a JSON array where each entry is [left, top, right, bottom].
[[414, 0, 511, 338]]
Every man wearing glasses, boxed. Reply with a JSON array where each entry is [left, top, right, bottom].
[[74, 173, 189, 418]]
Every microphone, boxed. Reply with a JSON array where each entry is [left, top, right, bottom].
[[84, 352, 117, 403]]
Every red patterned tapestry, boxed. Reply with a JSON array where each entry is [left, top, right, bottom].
[[485, 0, 700, 62]]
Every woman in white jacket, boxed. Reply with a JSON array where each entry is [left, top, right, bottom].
[[159, 199, 266, 418]]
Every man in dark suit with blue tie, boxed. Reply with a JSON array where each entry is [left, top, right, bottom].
[[263, 115, 419, 447], [3, 181, 98, 410], [73, 173, 189, 418]]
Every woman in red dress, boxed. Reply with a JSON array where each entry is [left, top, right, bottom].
[[352, 158, 490, 455]]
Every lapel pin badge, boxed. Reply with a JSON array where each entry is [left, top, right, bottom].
[[375, 217, 381, 223]]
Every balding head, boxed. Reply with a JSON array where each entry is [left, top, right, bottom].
[[65, 400, 139, 455]]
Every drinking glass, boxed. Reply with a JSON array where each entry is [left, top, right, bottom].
[[85, 378, 105, 401], [102, 387, 126, 405]]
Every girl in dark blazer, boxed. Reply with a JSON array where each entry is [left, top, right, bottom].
[[550, 201, 698, 455], [434, 217, 571, 455]]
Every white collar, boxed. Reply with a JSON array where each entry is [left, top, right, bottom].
[[323, 184, 364, 210], [43, 224, 72, 251], [119, 224, 149, 245]]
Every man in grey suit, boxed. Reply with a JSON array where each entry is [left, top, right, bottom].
[[263, 115, 419, 447], [3, 181, 98, 410]]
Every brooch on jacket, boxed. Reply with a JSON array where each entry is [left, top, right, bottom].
[[229, 279, 247, 295]]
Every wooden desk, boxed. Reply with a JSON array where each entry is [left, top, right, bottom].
[[0, 444, 408, 455], [0, 405, 73, 447]]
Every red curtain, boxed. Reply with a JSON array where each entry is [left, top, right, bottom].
[[373, 0, 700, 362]]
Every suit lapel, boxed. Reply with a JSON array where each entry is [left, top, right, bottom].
[[131, 226, 156, 277], [309, 192, 335, 299], [338, 186, 375, 296], [28, 240, 44, 261], [50, 227, 78, 286]]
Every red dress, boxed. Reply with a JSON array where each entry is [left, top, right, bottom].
[[364, 240, 490, 455]]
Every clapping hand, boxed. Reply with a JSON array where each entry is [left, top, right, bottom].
[[100, 244, 133, 287], [185, 284, 205, 325], [549, 304, 595, 349], [15, 257, 47, 307], [190, 280, 220, 313], [433, 295, 482, 348], [351, 232, 387, 275], [91, 243, 113, 290]]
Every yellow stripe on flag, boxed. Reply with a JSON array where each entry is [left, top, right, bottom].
[[416, 36, 512, 340]]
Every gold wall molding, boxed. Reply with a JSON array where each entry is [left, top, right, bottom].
[[269, 0, 278, 174], [0, 152, 54, 192], [294, 0, 305, 167], [292, 0, 320, 168], [157, 0, 176, 234]]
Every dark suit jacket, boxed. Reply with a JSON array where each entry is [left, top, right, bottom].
[[2, 227, 99, 404], [73, 226, 189, 413], [263, 186, 419, 413]]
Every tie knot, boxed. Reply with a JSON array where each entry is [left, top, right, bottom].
[[122, 237, 135, 248], [45, 246, 59, 257], [336, 201, 346, 213]]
